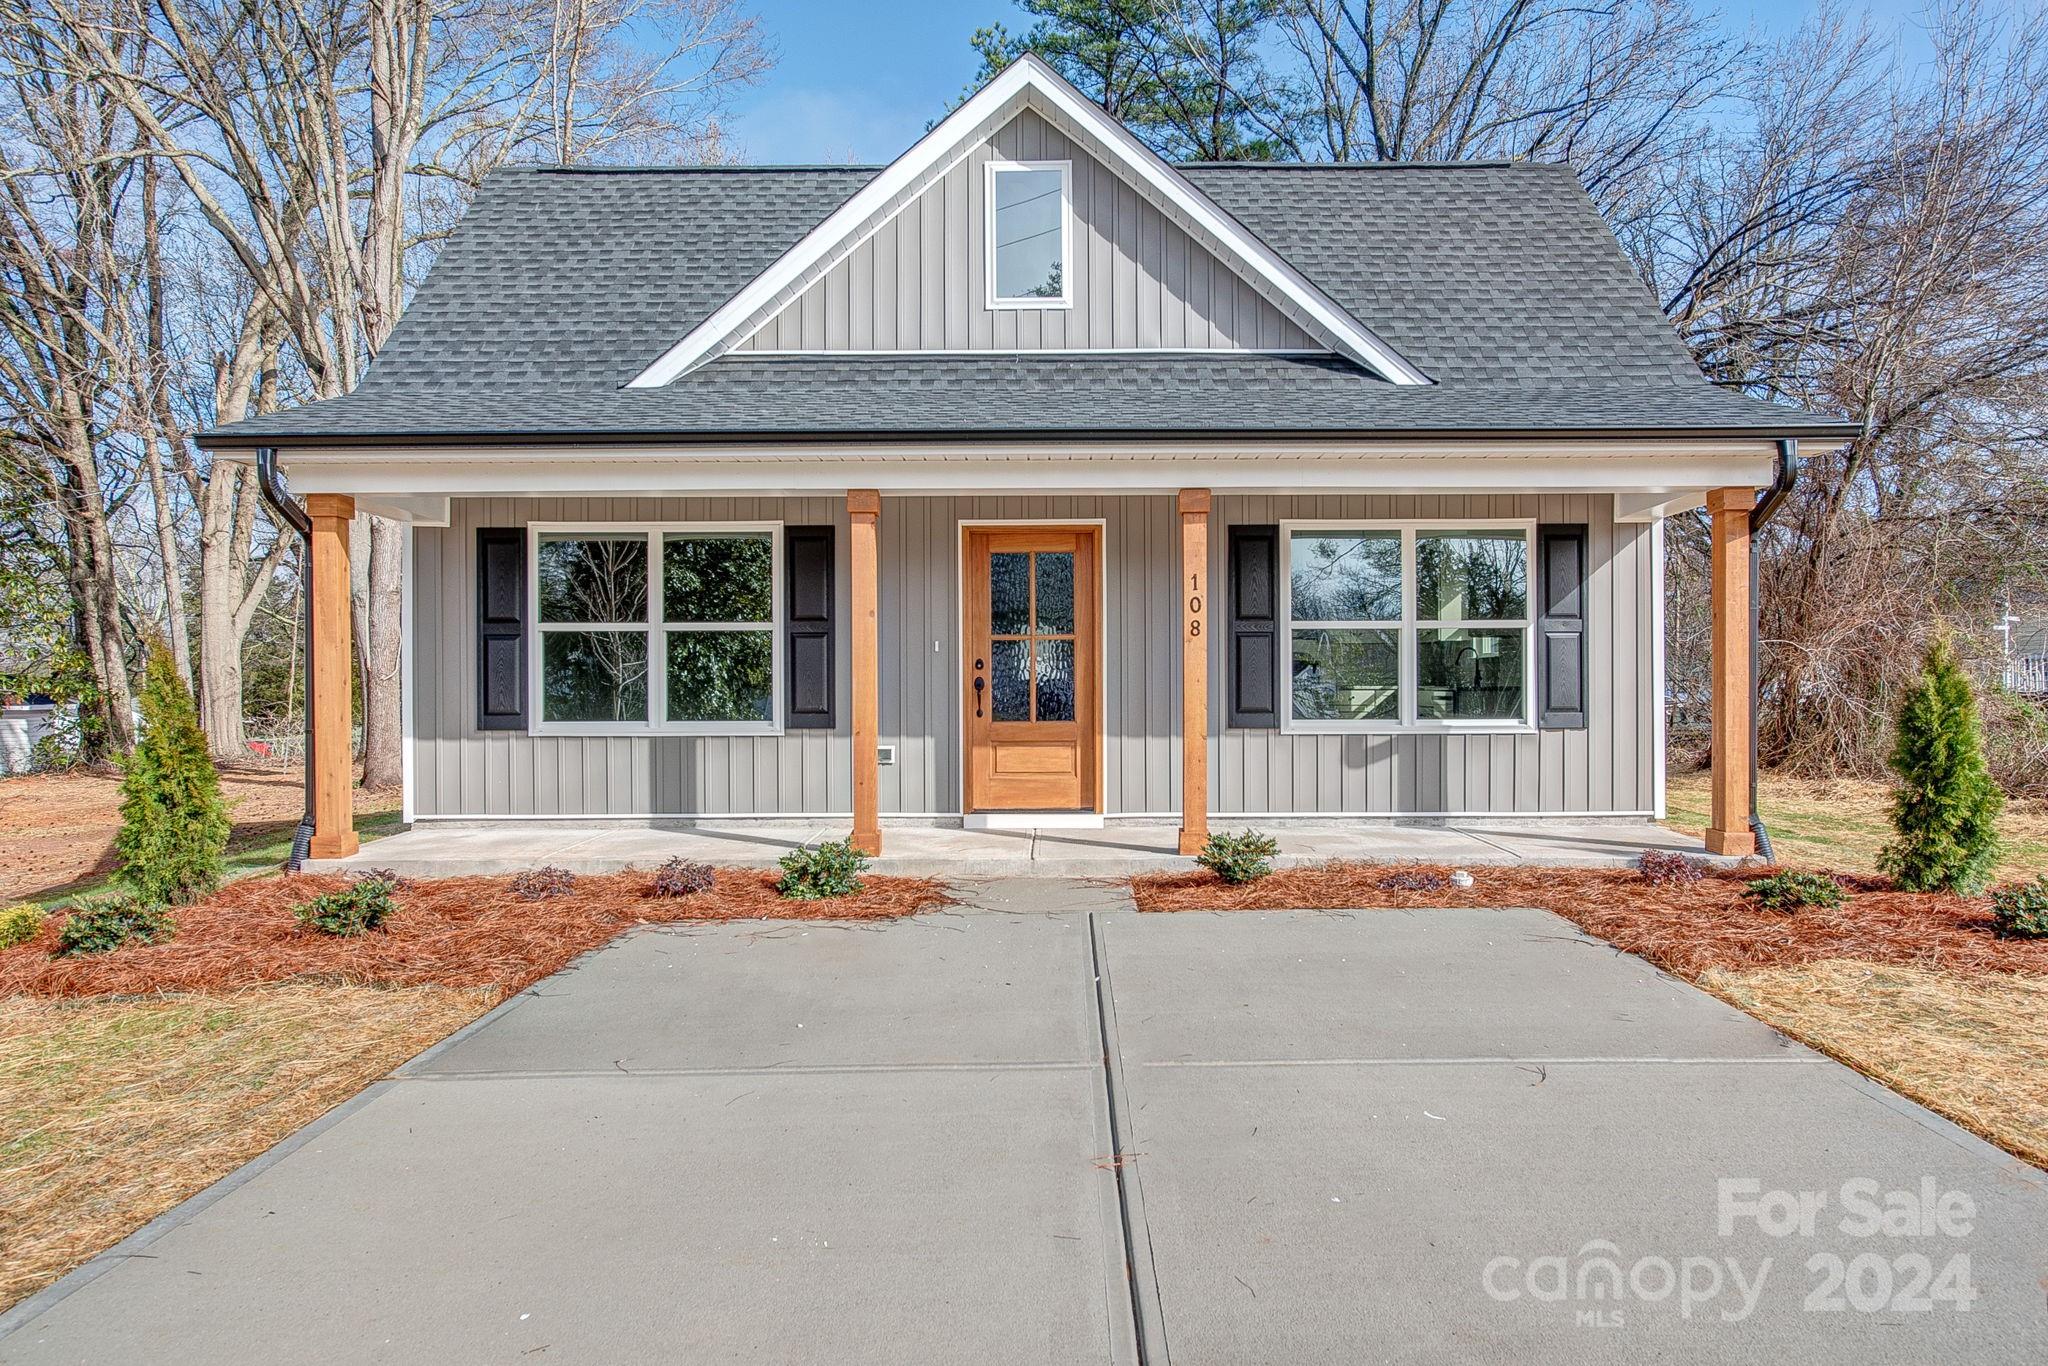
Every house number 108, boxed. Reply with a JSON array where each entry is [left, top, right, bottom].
[[1188, 574, 1202, 636]]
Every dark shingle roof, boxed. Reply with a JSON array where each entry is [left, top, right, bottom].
[[204, 162, 1854, 445]]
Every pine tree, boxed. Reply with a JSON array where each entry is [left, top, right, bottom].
[[115, 640, 230, 905], [1880, 635, 2003, 894]]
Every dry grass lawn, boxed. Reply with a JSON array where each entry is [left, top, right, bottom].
[[1703, 961, 2048, 1169], [1664, 769, 2048, 880], [0, 985, 494, 1311], [0, 768, 400, 904]]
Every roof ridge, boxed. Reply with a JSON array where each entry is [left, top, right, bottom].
[[489, 158, 1554, 179], [495, 163, 882, 175], [1180, 159, 1535, 170]]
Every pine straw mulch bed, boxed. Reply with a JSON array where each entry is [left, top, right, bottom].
[[1128, 863, 2048, 979], [0, 869, 951, 1001]]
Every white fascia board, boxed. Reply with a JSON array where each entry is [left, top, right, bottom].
[[624, 53, 1431, 389], [275, 442, 1777, 499]]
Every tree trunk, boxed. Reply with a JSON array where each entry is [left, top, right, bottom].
[[361, 516, 404, 789], [195, 473, 250, 759]]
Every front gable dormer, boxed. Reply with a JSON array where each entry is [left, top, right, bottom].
[[629, 53, 1430, 385], [732, 111, 1321, 354]]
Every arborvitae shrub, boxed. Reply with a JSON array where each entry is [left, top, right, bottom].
[[1880, 636, 2003, 895], [114, 643, 229, 906]]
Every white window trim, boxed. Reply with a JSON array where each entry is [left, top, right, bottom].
[[526, 521, 784, 737], [1279, 518, 1538, 735], [985, 159, 1074, 310]]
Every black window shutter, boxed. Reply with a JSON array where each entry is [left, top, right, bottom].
[[1228, 524, 1281, 729], [1537, 524, 1588, 730], [785, 525, 836, 729], [476, 528, 527, 731]]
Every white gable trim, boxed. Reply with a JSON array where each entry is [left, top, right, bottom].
[[626, 54, 1432, 388]]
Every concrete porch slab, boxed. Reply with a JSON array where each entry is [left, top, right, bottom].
[[309, 820, 1716, 879]]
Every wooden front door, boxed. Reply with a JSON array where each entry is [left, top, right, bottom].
[[964, 526, 1101, 813]]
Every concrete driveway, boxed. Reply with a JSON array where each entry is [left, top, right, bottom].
[[5, 884, 2044, 1364]]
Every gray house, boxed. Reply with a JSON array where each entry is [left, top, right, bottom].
[[203, 55, 1855, 861]]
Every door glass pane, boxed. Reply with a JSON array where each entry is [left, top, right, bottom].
[[989, 638, 1030, 720], [538, 535, 646, 624], [666, 630, 773, 722], [1416, 532, 1527, 621], [990, 552, 1030, 634], [663, 533, 772, 624], [1290, 628, 1398, 721], [1417, 628, 1526, 720], [1035, 639, 1075, 721], [1034, 551, 1074, 633], [1290, 532, 1400, 621], [542, 630, 648, 723]]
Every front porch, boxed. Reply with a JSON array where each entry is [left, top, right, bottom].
[[285, 468, 1776, 863], [306, 817, 1720, 879]]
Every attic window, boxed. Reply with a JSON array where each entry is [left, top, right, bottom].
[[988, 161, 1070, 308]]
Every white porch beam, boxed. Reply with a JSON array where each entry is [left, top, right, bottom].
[[1614, 490, 1707, 522], [260, 445, 1781, 502]]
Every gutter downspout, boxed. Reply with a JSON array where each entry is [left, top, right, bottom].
[[255, 447, 317, 871], [1747, 438, 1800, 863]]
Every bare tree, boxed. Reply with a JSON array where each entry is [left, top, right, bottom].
[[0, 6, 145, 754], [31, 0, 767, 785], [1267, 0, 1738, 210]]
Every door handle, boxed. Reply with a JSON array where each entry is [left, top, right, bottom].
[[973, 674, 985, 718]]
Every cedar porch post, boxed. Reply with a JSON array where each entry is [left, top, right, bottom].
[[306, 494, 359, 859], [1706, 486, 1757, 857], [848, 490, 882, 856], [1178, 488, 1211, 856]]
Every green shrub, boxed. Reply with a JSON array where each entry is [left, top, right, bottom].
[[776, 839, 868, 900], [115, 643, 229, 906], [1989, 878, 2048, 939], [295, 879, 396, 936], [1196, 829, 1280, 884], [1744, 871, 1845, 913], [0, 903, 47, 949], [56, 896, 174, 955], [649, 857, 715, 897], [1880, 636, 2003, 895]]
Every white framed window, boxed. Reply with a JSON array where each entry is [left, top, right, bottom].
[[1281, 520, 1536, 733], [986, 160, 1072, 308], [528, 522, 783, 736]]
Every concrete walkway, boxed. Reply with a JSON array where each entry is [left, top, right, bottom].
[[310, 819, 1719, 878], [5, 886, 2042, 1364]]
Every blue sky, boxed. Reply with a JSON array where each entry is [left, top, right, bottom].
[[727, 1, 1028, 164], [724, 0, 1928, 165]]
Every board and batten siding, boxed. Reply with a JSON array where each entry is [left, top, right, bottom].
[[736, 109, 1316, 354], [410, 493, 1656, 819], [1210, 494, 1657, 818], [414, 496, 850, 819]]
